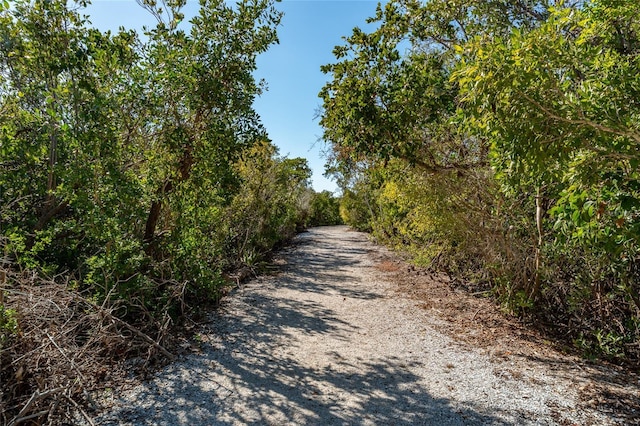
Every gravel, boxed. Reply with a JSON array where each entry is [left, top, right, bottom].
[[91, 226, 623, 425]]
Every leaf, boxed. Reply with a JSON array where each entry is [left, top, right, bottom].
[[619, 195, 639, 211]]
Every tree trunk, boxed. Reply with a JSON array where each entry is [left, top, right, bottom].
[[143, 140, 194, 255], [531, 187, 544, 300]]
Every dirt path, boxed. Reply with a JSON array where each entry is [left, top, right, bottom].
[[95, 226, 637, 425]]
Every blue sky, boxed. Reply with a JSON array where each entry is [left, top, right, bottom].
[[86, 0, 383, 193]]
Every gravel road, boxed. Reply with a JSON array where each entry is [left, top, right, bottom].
[[94, 226, 631, 425]]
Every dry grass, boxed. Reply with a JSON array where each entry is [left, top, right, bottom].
[[375, 260, 401, 273]]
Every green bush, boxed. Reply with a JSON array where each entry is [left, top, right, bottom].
[[308, 190, 342, 226], [0, 305, 18, 348]]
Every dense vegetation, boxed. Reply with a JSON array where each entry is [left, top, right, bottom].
[[0, 0, 341, 422], [320, 0, 640, 361], [0, 0, 294, 313]]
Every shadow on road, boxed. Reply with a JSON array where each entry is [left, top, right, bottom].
[[99, 227, 522, 425]]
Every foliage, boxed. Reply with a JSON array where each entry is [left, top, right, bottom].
[[0, 0, 314, 323], [0, 304, 17, 348], [455, 0, 640, 354], [224, 140, 312, 265], [320, 0, 640, 361], [308, 190, 342, 227]]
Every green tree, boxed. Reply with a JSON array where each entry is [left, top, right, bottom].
[[308, 190, 342, 226], [455, 0, 640, 353], [0, 0, 143, 275], [225, 140, 312, 265], [320, 0, 640, 358], [318, 0, 536, 280], [0, 0, 284, 312]]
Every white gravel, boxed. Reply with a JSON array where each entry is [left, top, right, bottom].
[[92, 226, 620, 425]]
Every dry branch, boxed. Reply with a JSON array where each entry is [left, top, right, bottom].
[[0, 266, 178, 425], [107, 312, 175, 361], [9, 388, 64, 426]]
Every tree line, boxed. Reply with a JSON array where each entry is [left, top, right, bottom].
[[320, 0, 639, 361], [0, 0, 340, 338]]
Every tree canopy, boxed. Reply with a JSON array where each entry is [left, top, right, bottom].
[[320, 0, 640, 361]]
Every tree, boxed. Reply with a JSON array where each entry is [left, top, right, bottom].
[[0, 0, 284, 310], [308, 190, 342, 226], [0, 0, 143, 274], [320, 0, 640, 359], [225, 140, 312, 264], [455, 0, 640, 312], [318, 0, 564, 176]]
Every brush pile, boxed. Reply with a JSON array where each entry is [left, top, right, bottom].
[[0, 265, 173, 425]]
